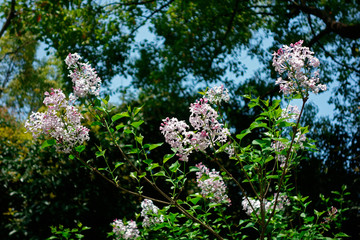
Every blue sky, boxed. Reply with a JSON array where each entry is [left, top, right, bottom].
[[109, 25, 335, 119]]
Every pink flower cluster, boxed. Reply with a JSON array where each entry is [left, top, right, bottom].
[[111, 219, 140, 240], [205, 85, 230, 104], [160, 86, 230, 161], [25, 53, 101, 152], [65, 53, 101, 97], [272, 40, 327, 95], [195, 162, 231, 205], [323, 206, 338, 223], [160, 117, 193, 161], [25, 88, 89, 153], [281, 105, 300, 121], [271, 140, 287, 168], [271, 132, 306, 168], [140, 199, 164, 228], [241, 193, 290, 216], [189, 98, 229, 144]]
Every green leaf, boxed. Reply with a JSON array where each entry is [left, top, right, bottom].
[[91, 121, 103, 127], [252, 139, 271, 148], [128, 148, 140, 154], [266, 175, 279, 179], [102, 95, 110, 105], [149, 143, 163, 151], [75, 145, 86, 153], [153, 171, 166, 177], [41, 139, 56, 149], [314, 209, 325, 217], [115, 124, 125, 130], [163, 153, 176, 163], [130, 171, 137, 179], [111, 112, 130, 122], [133, 105, 143, 117], [94, 99, 101, 107], [169, 161, 181, 172], [135, 135, 143, 144], [334, 232, 350, 238], [236, 129, 251, 141], [189, 166, 199, 172], [114, 162, 124, 171], [146, 163, 160, 171], [95, 150, 106, 158], [189, 196, 202, 205], [123, 129, 133, 135], [131, 120, 144, 129], [143, 159, 153, 165], [249, 121, 267, 130]]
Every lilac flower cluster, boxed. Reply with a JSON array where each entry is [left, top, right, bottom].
[[25, 88, 89, 153], [189, 98, 229, 144], [140, 199, 164, 228], [271, 140, 287, 168], [25, 53, 101, 152], [160, 117, 193, 161], [205, 85, 230, 104], [323, 206, 338, 223], [271, 132, 306, 168], [111, 219, 140, 240], [281, 105, 300, 121], [160, 86, 230, 161], [241, 193, 290, 216], [272, 40, 326, 95], [195, 162, 231, 205], [65, 53, 101, 97]]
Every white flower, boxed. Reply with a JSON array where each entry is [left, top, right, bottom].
[[140, 199, 164, 228]]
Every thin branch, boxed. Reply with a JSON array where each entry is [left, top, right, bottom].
[[102, 0, 155, 8], [263, 97, 308, 233], [129, 0, 174, 36], [292, 0, 360, 40], [74, 152, 171, 205], [0, 0, 16, 39], [306, 12, 360, 74], [213, 157, 261, 223], [102, 116, 224, 239]]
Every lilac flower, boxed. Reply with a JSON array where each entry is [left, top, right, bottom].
[[272, 40, 327, 95], [271, 140, 287, 168], [65, 53, 101, 97], [160, 117, 193, 161], [271, 131, 306, 168], [242, 193, 290, 216], [281, 105, 300, 121], [25, 89, 89, 153], [195, 162, 231, 205], [43, 88, 67, 110], [205, 85, 230, 104], [189, 98, 229, 144], [294, 132, 306, 149], [140, 199, 164, 228], [111, 219, 140, 240], [323, 206, 338, 223], [160, 87, 230, 161]]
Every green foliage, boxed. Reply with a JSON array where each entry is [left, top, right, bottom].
[[47, 222, 90, 240]]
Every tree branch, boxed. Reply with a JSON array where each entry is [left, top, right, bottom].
[[293, 0, 360, 40], [0, 0, 16, 39], [129, 0, 174, 36], [103, 0, 155, 7], [306, 12, 360, 74]]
